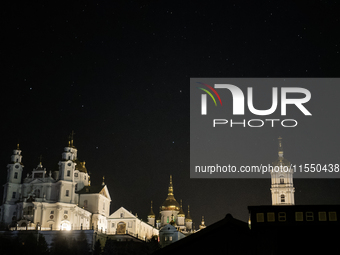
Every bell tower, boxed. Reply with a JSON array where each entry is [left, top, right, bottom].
[[58, 132, 77, 181], [1, 144, 24, 225], [270, 137, 295, 205]]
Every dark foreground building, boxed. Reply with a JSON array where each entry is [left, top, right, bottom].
[[153, 213, 252, 255], [248, 205, 340, 254], [154, 204, 340, 255]]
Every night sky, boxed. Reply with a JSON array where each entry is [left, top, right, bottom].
[[1, 1, 340, 226]]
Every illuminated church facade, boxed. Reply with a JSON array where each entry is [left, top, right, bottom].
[[0, 138, 159, 240], [0, 139, 110, 231]]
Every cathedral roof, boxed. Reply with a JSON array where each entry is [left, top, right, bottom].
[[161, 175, 180, 211], [77, 185, 103, 194], [77, 184, 111, 200]]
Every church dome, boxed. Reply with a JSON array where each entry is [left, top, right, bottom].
[[75, 160, 87, 173], [161, 175, 180, 211]]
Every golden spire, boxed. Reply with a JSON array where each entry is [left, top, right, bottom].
[[178, 199, 185, 216], [186, 205, 192, 221], [278, 136, 283, 157], [168, 175, 174, 196], [68, 130, 75, 147], [17, 143, 20, 150], [102, 176, 105, 186], [148, 201, 155, 217], [39, 155, 43, 165], [157, 207, 162, 221], [88, 176, 91, 186], [161, 175, 180, 211]]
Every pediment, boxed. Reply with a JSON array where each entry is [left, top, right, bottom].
[[108, 207, 136, 219]]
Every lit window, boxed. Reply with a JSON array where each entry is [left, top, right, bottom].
[[278, 212, 286, 221], [164, 236, 168, 241], [306, 212, 314, 221], [267, 212, 275, 222], [318, 212, 327, 221], [169, 236, 172, 241], [329, 212, 337, 221], [295, 212, 303, 221], [256, 213, 264, 222]]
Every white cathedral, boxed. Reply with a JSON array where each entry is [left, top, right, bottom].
[[0, 134, 292, 246], [0, 137, 160, 239], [0, 138, 111, 232], [0, 136, 198, 243]]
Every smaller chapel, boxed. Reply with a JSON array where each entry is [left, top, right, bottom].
[[147, 175, 194, 233]]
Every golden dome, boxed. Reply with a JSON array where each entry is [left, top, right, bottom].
[[161, 175, 180, 211], [75, 160, 87, 173]]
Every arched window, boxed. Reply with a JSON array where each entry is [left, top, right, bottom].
[[280, 178, 284, 184], [281, 194, 285, 203]]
